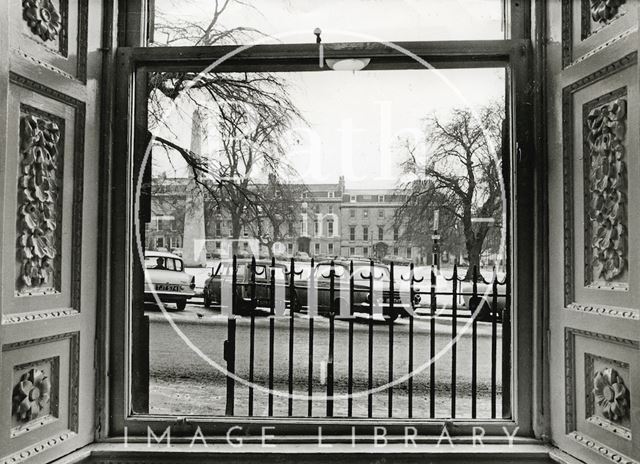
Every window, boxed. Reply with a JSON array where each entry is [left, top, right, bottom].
[[327, 221, 334, 237], [155, 237, 164, 248], [328, 205, 333, 214], [215, 222, 221, 237], [215, 241, 221, 249], [328, 243, 334, 254], [328, 191, 335, 198], [113, 4, 531, 440], [363, 226, 369, 241], [314, 220, 319, 236]]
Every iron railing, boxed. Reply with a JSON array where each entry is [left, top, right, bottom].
[[216, 256, 509, 419]]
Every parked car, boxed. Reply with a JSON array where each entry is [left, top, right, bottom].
[[459, 277, 507, 322], [144, 251, 195, 310], [203, 259, 297, 314], [294, 260, 418, 322]]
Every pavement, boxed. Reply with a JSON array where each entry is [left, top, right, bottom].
[[147, 298, 504, 419]]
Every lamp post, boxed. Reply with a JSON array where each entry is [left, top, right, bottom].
[[431, 209, 440, 271]]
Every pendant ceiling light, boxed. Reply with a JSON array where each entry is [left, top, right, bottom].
[[325, 58, 371, 72]]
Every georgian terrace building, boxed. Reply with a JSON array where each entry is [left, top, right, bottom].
[[145, 176, 423, 263]]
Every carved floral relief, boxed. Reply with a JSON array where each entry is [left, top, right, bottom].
[[592, 367, 630, 423], [590, 0, 626, 25], [16, 108, 63, 293], [12, 367, 53, 422], [584, 96, 627, 284], [22, 0, 62, 42]]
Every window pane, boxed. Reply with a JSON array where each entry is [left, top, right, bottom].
[[140, 65, 508, 419], [150, 0, 506, 46]]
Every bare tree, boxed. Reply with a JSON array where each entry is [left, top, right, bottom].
[[143, 1, 306, 255], [395, 103, 505, 272]]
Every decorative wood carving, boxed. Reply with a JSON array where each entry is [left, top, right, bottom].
[[562, 0, 629, 67], [22, 0, 62, 42], [562, 52, 636, 306], [590, 0, 626, 25], [566, 302, 639, 320], [9, 73, 85, 311], [12, 365, 55, 423], [570, 432, 636, 464], [583, 90, 627, 286], [585, 353, 632, 440], [16, 106, 64, 294], [564, 328, 638, 435], [3, 332, 80, 434], [0, 431, 76, 464]]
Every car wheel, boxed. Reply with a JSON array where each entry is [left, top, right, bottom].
[[176, 300, 187, 311]]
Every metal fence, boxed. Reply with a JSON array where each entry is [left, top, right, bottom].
[[217, 256, 510, 419]]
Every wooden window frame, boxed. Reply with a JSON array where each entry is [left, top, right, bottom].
[[105, 0, 540, 442]]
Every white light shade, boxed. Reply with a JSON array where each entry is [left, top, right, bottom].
[[325, 58, 371, 71]]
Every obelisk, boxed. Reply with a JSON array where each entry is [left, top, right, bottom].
[[182, 109, 207, 267]]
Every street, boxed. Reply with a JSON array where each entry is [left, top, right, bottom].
[[147, 298, 504, 419]]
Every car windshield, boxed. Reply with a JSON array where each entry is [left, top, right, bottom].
[[145, 255, 183, 271]]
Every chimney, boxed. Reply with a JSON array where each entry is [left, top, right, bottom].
[[338, 175, 345, 194]]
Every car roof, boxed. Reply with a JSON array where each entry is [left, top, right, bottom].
[[145, 251, 182, 260]]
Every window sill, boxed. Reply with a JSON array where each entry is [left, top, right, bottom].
[[58, 441, 556, 464]]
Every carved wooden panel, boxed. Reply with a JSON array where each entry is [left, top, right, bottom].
[[0, 332, 79, 462], [562, 51, 639, 314], [1, 73, 84, 321], [562, 0, 636, 68], [565, 328, 638, 461], [16, 105, 65, 296], [9, 0, 88, 82], [585, 354, 631, 440], [582, 88, 627, 288]]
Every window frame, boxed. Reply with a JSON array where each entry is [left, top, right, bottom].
[[108, 1, 537, 440]]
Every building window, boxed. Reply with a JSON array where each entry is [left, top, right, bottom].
[[288, 243, 293, 253], [327, 221, 334, 237], [363, 246, 369, 256], [363, 226, 369, 241], [378, 209, 384, 218], [378, 226, 384, 241], [155, 237, 164, 248], [215, 222, 221, 237], [314, 220, 319, 236], [350, 195, 356, 203], [393, 247, 399, 256], [349, 208, 355, 218], [378, 194, 385, 202], [328, 191, 335, 198], [215, 241, 221, 249], [315, 204, 320, 213], [349, 226, 356, 241], [328, 243, 334, 254], [349, 247, 356, 256], [314, 243, 320, 254], [393, 227, 399, 241], [407, 247, 412, 259], [328, 205, 333, 214]]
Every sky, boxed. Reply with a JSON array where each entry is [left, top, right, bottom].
[[150, 1, 506, 188]]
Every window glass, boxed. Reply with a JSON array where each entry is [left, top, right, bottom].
[[150, 0, 506, 46], [141, 66, 508, 419]]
